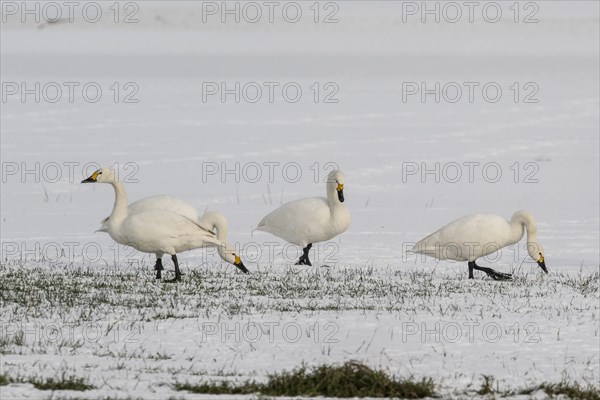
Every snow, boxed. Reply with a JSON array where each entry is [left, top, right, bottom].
[[1, 1, 598, 399]]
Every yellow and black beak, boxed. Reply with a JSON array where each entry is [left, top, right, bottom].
[[336, 183, 345, 203], [537, 254, 548, 274], [234, 255, 249, 274], [81, 170, 99, 183]]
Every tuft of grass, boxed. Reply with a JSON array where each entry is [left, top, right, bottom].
[[520, 381, 600, 400], [175, 361, 437, 398], [175, 380, 257, 395], [477, 375, 496, 395], [263, 361, 436, 398], [473, 376, 600, 399], [148, 351, 171, 360], [50, 397, 143, 400], [26, 373, 94, 391], [0, 373, 11, 386]]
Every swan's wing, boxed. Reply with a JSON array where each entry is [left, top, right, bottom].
[[124, 210, 221, 247], [128, 196, 218, 238], [255, 197, 331, 245], [179, 214, 218, 239], [129, 195, 200, 221], [411, 214, 511, 259], [257, 197, 329, 229]]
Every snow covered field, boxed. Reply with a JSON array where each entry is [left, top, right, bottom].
[[1, 1, 599, 399]]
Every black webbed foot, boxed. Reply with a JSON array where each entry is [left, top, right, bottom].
[[295, 257, 312, 266], [485, 270, 513, 281]]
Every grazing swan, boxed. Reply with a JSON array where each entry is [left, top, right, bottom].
[[127, 196, 249, 276], [255, 170, 351, 266], [82, 168, 248, 281], [410, 210, 548, 280]]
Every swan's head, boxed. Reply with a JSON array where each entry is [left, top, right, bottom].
[[81, 168, 117, 184], [527, 241, 548, 274], [327, 170, 346, 203], [220, 248, 249, 274]]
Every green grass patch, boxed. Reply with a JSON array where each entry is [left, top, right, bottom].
[[474, 375, 600, 399], [0, 373, 11, 386], [50, 397, 143, 400], [477, 375, 497, 395], [175, 361, 436, 398], [175, 380, 258, 395], [520, 381, 600, 400], [26, 373, 94, 391]]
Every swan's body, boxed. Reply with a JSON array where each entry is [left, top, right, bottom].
[[108, 209, 221, 254], [127, 195, 213, 232], [82, 168, 248, 281], [411, 211, 548, 280], [126, 195, 247, 273], [256, 170, 350, 265]]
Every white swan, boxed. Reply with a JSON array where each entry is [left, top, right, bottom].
[[410, 210, 548, 280], [255, 170, 351, 266], [127, 196, 248, 275], [82, 168, 248, 281]]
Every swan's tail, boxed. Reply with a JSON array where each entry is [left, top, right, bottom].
[[406, 243, 434, 256]]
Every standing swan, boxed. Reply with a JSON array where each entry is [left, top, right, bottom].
[[82, 168, 248, 282], [255, 170, 351, 266], [410, 211, 548, 280]]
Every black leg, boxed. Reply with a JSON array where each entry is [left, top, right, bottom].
[[468, 261, 474, 279], [172, 254, 182, 281], [154, 258, 164, 280], [165, 254, 182, 283], [295, 243, 313, 266], [470, 260, 512, 281]]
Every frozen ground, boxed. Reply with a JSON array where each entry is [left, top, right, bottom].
[[1, 1, 599, 399]]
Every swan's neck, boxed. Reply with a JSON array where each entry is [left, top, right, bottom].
[[510, 211, 537, 244], [209, 217, 230, 260], [214, 221, 228, 243], [326, 184, 341, 210], [202, 212, 230, 260], [108, 181, 129, 226]]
